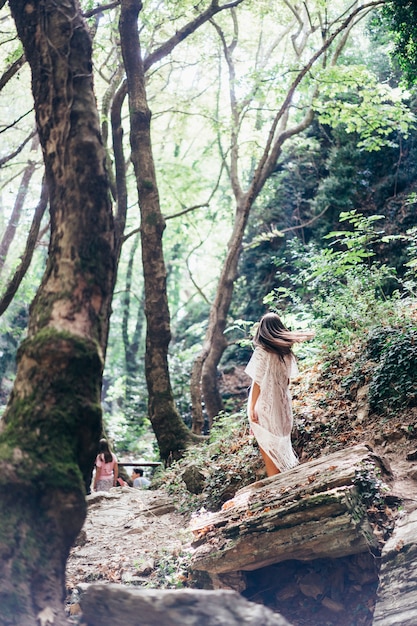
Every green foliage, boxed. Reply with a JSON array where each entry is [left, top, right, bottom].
[[147, 548, 192, 589], [382, 2, 417, 85], [157, 411, 262, 512], [354, 460, 388, 506], [266, 211, 414, 356], [367, 326, 417, 414], [313, 65, 415, 150]]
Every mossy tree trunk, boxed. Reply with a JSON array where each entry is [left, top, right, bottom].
[[0, 0, 115, 623], [119, 0, 197, 462]]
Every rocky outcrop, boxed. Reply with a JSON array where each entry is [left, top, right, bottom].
[[190, 445, 390, 583], [373, 508, 417, 625], [80, 585, 293, 626]]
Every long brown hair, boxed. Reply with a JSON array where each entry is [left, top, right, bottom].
[[253, 312, 314, 359], [98, 438, 113, 463]]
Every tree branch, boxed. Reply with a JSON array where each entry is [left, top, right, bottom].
[[0, 178, 49, 317], [0, 109, 34, 135], [0, 129, 37, 167], [144, 0, 245, 72], [0, 53, 25, 92], [82, 1, 120, 18], [249, 0, 385, 201]]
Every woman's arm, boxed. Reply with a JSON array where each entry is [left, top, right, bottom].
[[113, 461, 118, 486], [249, 382, 260, 423]]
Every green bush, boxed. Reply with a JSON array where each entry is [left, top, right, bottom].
[[368, 327, 417, 413]]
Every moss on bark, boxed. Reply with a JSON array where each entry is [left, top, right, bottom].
[[0, 328, 102, 491]]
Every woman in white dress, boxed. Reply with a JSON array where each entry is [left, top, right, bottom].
[[245, 312, 314, 477]]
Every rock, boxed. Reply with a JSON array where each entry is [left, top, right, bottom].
[[87, 491, 121, 504], [406, 449, 417, 461], [80, 584, 293, 626], [356, 385, 370, 423], [276, 583, 299, 601], [74, 530, 88, 546], [384, 429, 404, 443], [373, 508, 417, 625], [299, 572, 325, 599], [181, 464, 207, 494], [135, 558, 155, 576], [191, 445, 388, 581], [321, 597, 344, 613], [143, 503, 176, 516]]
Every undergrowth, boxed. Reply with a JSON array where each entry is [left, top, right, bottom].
[[154, 411, 264, 513]]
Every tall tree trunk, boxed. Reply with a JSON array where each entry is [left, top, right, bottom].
[[0, 0, 115, 623], [119, 0, 196, 462]]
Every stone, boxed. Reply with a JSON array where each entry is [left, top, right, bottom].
[[135, 558, 155, 576], [74, 530, 88, 546], [299, 572, 325, 599], [276, 583, 299, 601], [406, 449, 417, 461], [191, 445, 388, 580], [356, 385, 370, 423], [181, 464, 207, 494], [143, 503, 176, 516], [321, 597, 344, 612], [80, 584, 294, 626], [373, 509, 417, 625]]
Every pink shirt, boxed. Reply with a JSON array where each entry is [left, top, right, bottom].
[[95, 453, 117, 478]]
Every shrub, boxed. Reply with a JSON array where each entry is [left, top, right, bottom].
[[368, 327, 417, 413]]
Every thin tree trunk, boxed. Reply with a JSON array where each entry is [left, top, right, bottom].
[[0, 176, 48, 316], [0, 134, 39, 274], [0, 0, 115, 622], [122, 232, 146, 422], [119, 0, 196, 462]]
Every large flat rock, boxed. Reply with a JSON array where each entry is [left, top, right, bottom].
[[80, 584, 293, 626], [373, 508, 417, 625], [191, 445, 390, 578]]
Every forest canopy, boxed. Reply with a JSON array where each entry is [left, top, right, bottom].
[[0, 0, 416, 451]]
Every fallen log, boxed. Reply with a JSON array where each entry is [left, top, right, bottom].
[[191, 445, 391, 580]]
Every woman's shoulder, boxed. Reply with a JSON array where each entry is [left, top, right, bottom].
[[253, 345, 269, 358]]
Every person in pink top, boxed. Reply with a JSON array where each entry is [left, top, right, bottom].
[[93, 438, 118, 491]]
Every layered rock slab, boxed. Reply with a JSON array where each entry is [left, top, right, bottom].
[[373, 508, 417, 625], [190, 445, 390, 581], [80, 585, 293, 626]]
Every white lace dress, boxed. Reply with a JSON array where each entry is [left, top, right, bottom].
[[245, 346, 299, 472]]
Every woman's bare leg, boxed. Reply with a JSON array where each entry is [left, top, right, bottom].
[[259, 446, 281, 477]]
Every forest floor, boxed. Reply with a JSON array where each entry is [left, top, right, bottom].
[[65, 358, 417, 625]]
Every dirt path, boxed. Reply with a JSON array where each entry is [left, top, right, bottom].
[[66, 488, 192, 597], [65, 444, 417, 624]]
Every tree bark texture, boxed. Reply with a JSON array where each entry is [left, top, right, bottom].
[[119, 0, 195, 462], [0, 0, 115, 622]]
